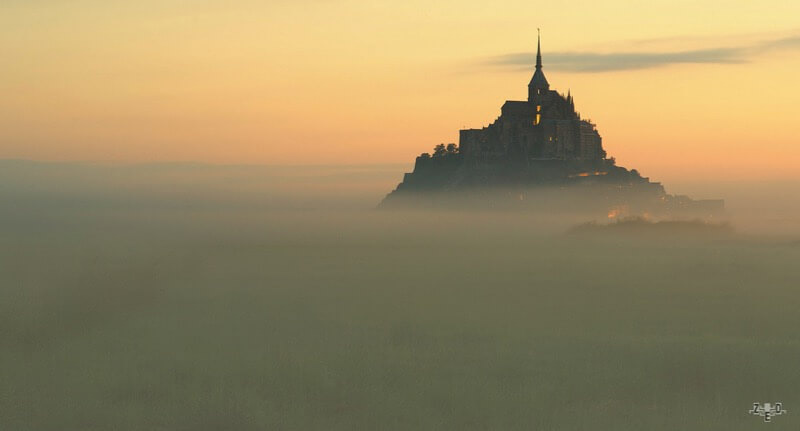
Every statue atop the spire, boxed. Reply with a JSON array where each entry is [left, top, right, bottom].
[[536, 28, 542, 69]]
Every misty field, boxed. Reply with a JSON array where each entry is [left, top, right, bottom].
[[1, 162, 800, 430]]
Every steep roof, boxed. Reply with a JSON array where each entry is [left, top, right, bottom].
[[529, 31, 549, 89]]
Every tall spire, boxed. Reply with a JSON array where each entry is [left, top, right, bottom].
[[528, 28, 550, 101], [536, 28, 542, 69]]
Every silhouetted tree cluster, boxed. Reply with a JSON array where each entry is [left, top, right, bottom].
[[432, 143, 459, 158]]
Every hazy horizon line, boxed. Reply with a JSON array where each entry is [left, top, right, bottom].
[[2, 158, 800, 185], [0, 158, 411, 169]]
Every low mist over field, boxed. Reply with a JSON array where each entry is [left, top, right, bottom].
[[2, 160, 799, 430]]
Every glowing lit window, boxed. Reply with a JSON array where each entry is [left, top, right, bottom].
[[536, 105, 541, 112], [534, 114, 541, 125]]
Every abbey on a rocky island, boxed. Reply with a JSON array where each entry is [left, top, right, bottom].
[[381, 33, 723, 216]]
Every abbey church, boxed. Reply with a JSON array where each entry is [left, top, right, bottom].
[[460, 34, 605, 163]]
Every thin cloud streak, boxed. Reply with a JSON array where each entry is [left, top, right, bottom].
[[485, 34, 800, 72]]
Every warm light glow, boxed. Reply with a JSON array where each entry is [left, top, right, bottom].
[[607, 204, 630, 219], [569, 171, 608, 178]]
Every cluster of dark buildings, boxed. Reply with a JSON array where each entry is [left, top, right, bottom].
[[460, 35, 604, 164]]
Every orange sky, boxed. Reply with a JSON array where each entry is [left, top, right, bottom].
[[2, 1, 800, 183]]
